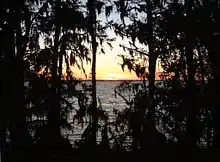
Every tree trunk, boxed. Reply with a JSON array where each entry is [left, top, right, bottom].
[[0, 61, 7, 162], [138, 0, 157, 151], [48, 0, 61, 138], [7, 2, 33, 161], [183, 0, 197, 158], [146, 0, 156, 129], [4, 9, 16, 162], [88, 0, 98, 149], [207, 35, 220, 150], [57, 40, 64, 111]]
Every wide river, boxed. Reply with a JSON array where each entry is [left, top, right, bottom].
[[64, 80, 143, 145]]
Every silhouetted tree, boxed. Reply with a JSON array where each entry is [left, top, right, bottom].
[[111, 0, 167, 151], [87, 0, 98, 148]]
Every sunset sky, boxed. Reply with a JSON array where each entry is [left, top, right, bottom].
[[72, 11, 140, 80], [72, 13, 161, 80], [40, 9, 161, 80], [69, 11, 139, 80], [71, 32, 139, 80], [71, 32, 161, 80]]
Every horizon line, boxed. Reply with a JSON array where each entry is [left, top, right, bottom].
[[77, 79, 163, 81]]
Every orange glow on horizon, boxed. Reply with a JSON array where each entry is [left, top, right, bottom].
[[73, 70, 139, 80], [104, 73, 125, 80], [64, 35, 162, 80]]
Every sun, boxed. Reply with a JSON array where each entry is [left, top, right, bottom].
[[105, 73, 122, 80]]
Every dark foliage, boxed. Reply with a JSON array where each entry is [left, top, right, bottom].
[[1, 0, 220, 162]]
